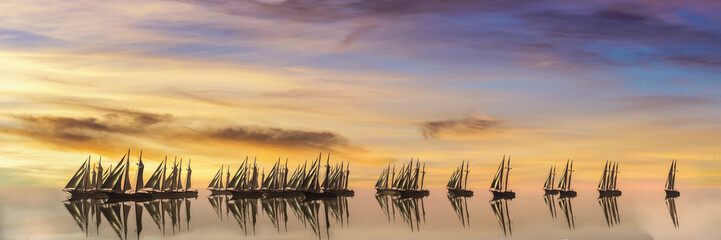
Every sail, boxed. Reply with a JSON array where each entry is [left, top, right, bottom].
[[262, 161, 279, 189], [558, 160, 569, 190], [186, 160, 192, 190], [228, 161, 246, 189], [144, 159, 165, 189], [598, 161, 609, 190], [136, 152, 144, 192], [490, 161, 502, 190], [208, 168, 222, 189], [543, 166, 553, 189], [123, 149, 132, 192], [101, 153, 127, 190], [65, 159, 88, 190]]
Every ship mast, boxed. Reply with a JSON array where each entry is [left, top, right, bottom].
[[135, 150, 144, 193], [504, 156, 511, 191]]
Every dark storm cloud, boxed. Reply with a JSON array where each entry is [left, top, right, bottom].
[[421, 117, 503, 139]]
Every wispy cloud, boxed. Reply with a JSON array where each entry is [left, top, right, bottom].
[[421, 116, 504, 139]]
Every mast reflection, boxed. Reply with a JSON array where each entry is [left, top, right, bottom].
[[375, 194, 426, 231], [215, 195, 351, 239], [666, 197, 679, 229], [598, 196, 620, 228], [63, 197, 195, 239], [489, 198, 512, 237], [447, 195, 471, 227], [558, 196, 575, 230], [543, 194, 557, 220]]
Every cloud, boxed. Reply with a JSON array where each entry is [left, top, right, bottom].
[[421, 116, 504, 139], [1, 106, 355, 155], [206, 126, 348, 149]]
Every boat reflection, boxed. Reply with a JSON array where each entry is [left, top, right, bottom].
[[213, 195, 351, 239], [447, 195, 471, 227], [375, 194, 426, 231], [598, 196, 620, 228], [489, 198, 512, 236], [63, 197, 195, 239], [666, 197, 679, 229], [558, 196, 575, 230], [543, 194, 557, 220]]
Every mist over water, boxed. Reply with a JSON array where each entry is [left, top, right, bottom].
[[1, 187, 719, 240]]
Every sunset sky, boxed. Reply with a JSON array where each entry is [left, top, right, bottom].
[[1, 0, 720, 190]]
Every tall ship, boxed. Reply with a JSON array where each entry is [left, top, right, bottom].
[[144, 156, 198, 198], [489, 155, 515, 199], [63, 156, 107, 199], [665, 160, 680, 197], [598, 161, 621, 197], [321, 156, 354, 196], [261, 157, 301, 198], [227, 157, 264, 198], [447, 161, 473, 197], [298, 153, 338, 199], [543, 165, 559, 195], [99, 149, 152, 201], [208, 165, 230, 195], [374, 165, 398, 195], [392, 158, 429, 198], [557, 160, 577, 197]]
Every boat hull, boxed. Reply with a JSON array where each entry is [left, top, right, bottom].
[[544, 189, 559, 195], [301, 191, 338, 200], [261, 189, 303, 198], [491, 190, 516, 200], [325, 189, 355, 197], [65, 189, 108, 199], [149, 190, 198, 199], [598, 189, 622, 197], [447, 188, 473, 197], [102, 191, 153, 202], [398, 189, 430, 198], [375, 188, 400, 195], [559, 190, 577, 198], [209, 189, 232, 195], [665, 189, 680, 198]]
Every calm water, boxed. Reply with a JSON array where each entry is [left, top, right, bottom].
[[1, 187, 720, 240]]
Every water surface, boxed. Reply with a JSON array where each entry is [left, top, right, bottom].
[[1, 187, 719, 240]]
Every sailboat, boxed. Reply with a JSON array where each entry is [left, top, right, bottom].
[[665, 160, 680, 197], [322, 156, 355, 196], [144, 156, 198, 198], [100, 149, 152, 201], [543, 165, 559, 195], [208, 165, 231, 195], [598, 161, 622, 197], [261, 157, 304, 198], [447, 161, 473, 197], [63, 156, 107, 199], [489, 155, 515, 199], [300, 153, 338, 199], [228, 156, 265, 198], [375, 165, 399, 195], [394, 158, 429, 198], [558, 160, 577, 197]]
